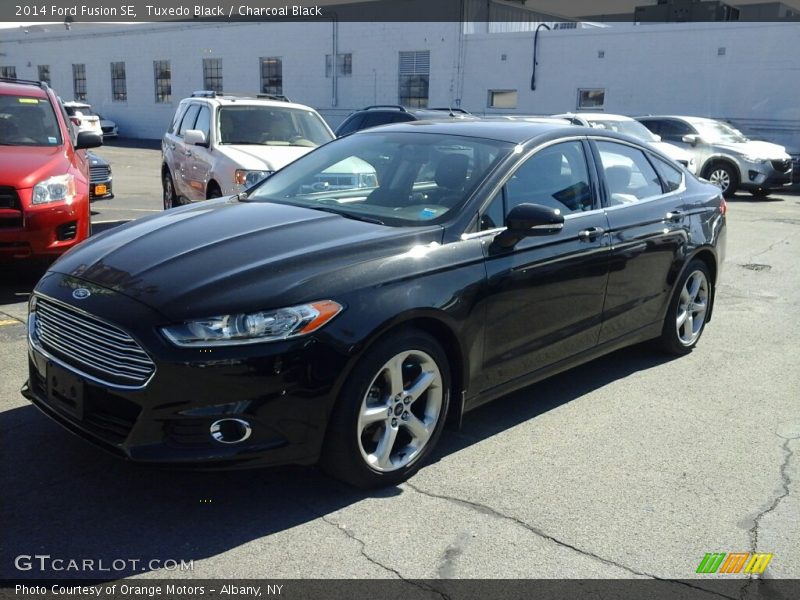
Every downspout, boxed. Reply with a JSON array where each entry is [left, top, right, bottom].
[[331, 14, 338, 108]]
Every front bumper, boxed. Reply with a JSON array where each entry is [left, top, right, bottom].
[[738, 158, 793, 191], [89, 177, 114, 201], [23, 274, 350, 468], [0, 189, 90, 259]]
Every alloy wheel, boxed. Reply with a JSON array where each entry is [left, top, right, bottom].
[[708, 168, 731, 193], [357, 350, 443, 472], [676, 270, 709, 346]]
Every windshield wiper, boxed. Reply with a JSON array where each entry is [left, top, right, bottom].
[[312, 206, 384, 225]]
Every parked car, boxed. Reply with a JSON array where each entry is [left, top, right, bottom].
[[555, 112, 697, 174], [62, 101, 104, 137], [335, 105, 475, 136], [161, 91, 335, 208], [87, 151, 113, 201], [635, 115, 793, 197], [24, 120, 726, 487], [0, 78, 101, 260]]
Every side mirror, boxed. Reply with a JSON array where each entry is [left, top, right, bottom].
[[75, 131, 102, 150], [492, 203, 565, 249], [682, 134, 701, 146], [184, 129, 208, 146]]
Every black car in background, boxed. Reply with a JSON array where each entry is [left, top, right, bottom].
[[87, 151, 113, 201], [334, 105, 474, 136], [23, 121, 726, 488]]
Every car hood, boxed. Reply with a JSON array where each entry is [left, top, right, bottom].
[[0, 145, 70, 189], [219, 144, 316, 171], [714, 139, 790, 159], [49, 198, 443, 321], [650, 141, 691, 161]]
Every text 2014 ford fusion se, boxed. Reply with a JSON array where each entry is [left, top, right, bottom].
[[23, 121, 726, 488]]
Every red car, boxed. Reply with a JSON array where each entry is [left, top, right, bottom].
[[0, 78, 101, 260]]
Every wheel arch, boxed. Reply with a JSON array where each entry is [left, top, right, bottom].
[[700, 156, 741, 181], [666, 247, 718, 324]]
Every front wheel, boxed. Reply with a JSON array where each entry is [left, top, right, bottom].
[[320, 330, 451, 488], [657, 260, 712, 355], [706, 163, 738, 198], [163, 171, 177, 210]]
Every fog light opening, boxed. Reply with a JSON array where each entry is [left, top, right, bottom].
[[210, 418, 252, 444]]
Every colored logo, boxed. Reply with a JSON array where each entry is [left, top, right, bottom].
[[696, 552, 773, 575], [72, 288, 91, 300]]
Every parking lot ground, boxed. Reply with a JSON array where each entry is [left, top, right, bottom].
[[0, 143, 797, 585]]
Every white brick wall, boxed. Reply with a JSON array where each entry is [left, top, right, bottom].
[[2, 20, 798, 151]]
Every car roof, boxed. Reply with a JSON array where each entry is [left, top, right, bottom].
[[63, 101, 91, 107], [636, 115, 723, 125], [353, 119, 600, 144], [0, 80, 49, 99], [183, 94, 317, 112], [555, 112, 635, 122]]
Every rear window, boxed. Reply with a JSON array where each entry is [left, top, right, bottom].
[[0, 95, 62, 146]]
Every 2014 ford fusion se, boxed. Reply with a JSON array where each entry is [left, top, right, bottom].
[[23, 121, 726, 488]]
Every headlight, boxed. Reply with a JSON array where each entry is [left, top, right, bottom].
[[32, 174, 76, 205], [161, 300, 343, 347], [742, 155, 767, 164], [234, 170, 273, 187]]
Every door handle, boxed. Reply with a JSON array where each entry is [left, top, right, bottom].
[[666, 210, 685, 222], [578, 226, 605, 241]]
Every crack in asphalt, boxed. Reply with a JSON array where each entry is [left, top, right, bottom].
[[740, 436, 795, 599], [751, 235, 790, 259], [405, 482, 739, 600], [319, 515, 451, 600]]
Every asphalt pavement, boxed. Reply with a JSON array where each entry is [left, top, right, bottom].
[[0, 142, 797, 587]]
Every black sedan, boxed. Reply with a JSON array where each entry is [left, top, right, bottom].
[[23, 121, 726, 488], [87, 151, 113, 201]]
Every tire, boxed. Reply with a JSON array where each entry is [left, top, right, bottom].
[[163, 171, 177, 210], [751, 189, 771, 198], [705, 162, 738, 198], [206, 182, 222, 199], [657, 259, 712, 355], [320, 329, 451, 488]]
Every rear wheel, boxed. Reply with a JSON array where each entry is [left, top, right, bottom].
[[163, 171, 177, 210], [320, 330, 451, 488], [705, 163, 738, 198], [658, 260, 712, 355]]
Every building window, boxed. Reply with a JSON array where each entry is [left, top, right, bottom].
[[110, 62, 127, 102], [260, 57, 282, 95], [488, 89, 517, 109], [203, 58, 223, 93], [1, 66, 17, 79], [577, 88, 605, 110], [325, 53, 352, 77], [398, 50, 430, 108], [37, 65, 50, 86], [153, 60, 171, 104], [72, 64, 87, 101]]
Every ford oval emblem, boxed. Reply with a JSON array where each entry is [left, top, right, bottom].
[[72, 288, 91, 300]]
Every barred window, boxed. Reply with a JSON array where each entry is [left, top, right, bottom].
[[153, 60, 171, 104], [72, 64, 87, 101], [398, 51, 429, 108], [325, 53, 352, 78], [1, 66, 18, 79], [203, 58, 223, 93], [38, 65, 50, 86], [110, 62, 127, 102], [260, 57, 282, 95]]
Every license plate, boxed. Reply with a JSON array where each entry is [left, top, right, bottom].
[[46, 362, 84, 420], [94, 184, 107, 196]]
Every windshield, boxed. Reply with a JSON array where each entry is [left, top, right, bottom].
[[218, 105, 333, 147], [691, 120, 748, 144], [0, 95, 62, 146], [247, 131, 513, 226], [588, 119, 659, 142]]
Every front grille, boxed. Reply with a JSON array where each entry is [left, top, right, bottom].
[[792, 155, 800, 184], [101, 126, 114, 134], [771, 159, 791, 173], [32, 297, 155, 387], [0, 186, 21, 209], [90, 165, 110, 183], [0, 216, 22, 229]]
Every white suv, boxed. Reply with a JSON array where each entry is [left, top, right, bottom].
[[161, 92, 335, 208]]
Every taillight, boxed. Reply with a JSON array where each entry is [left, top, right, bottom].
[[720, 197, 727, 215]]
